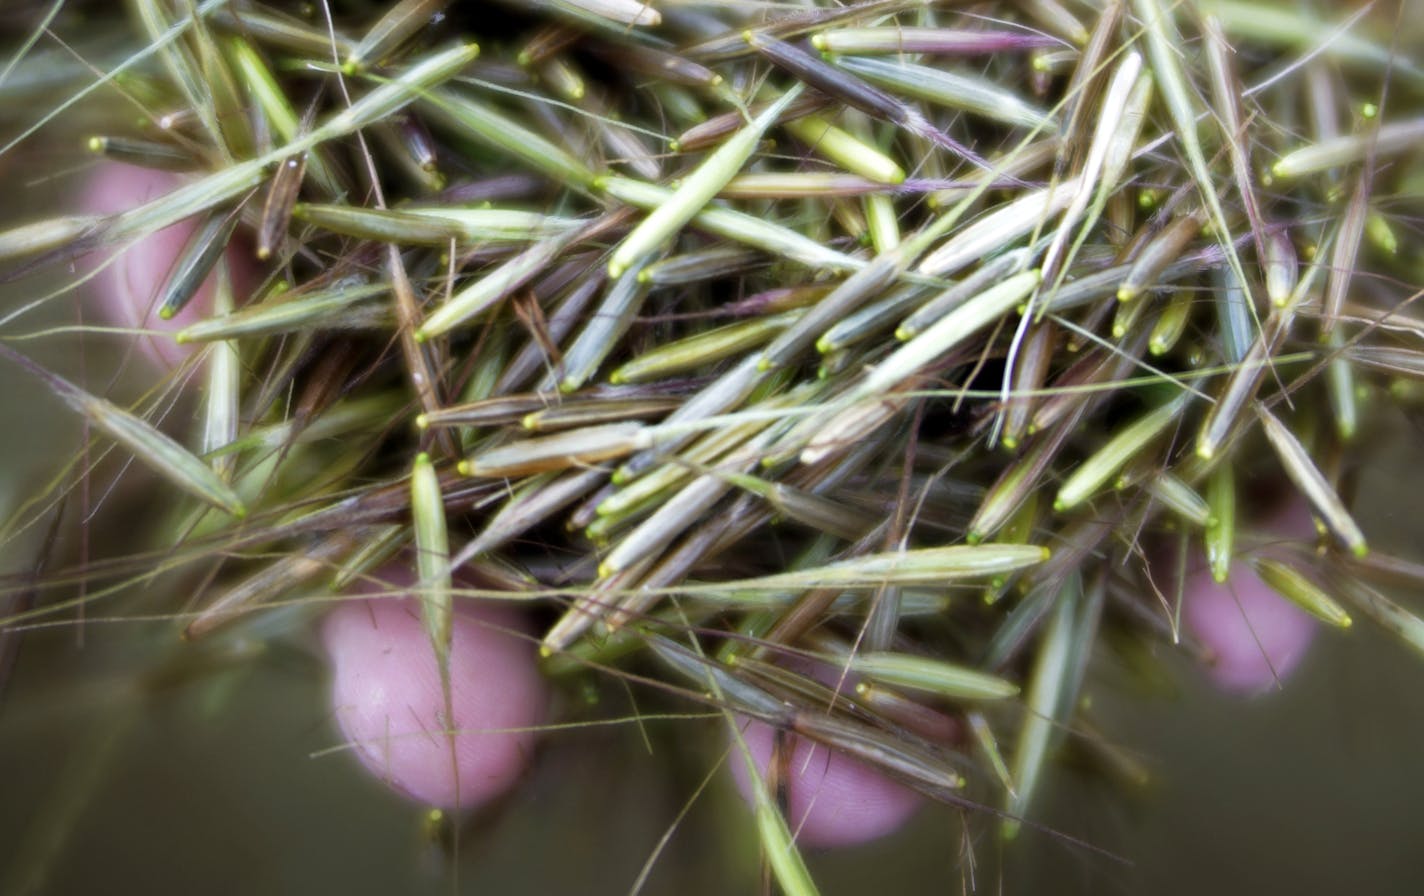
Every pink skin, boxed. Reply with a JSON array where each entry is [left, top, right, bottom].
[[1182, 498, 1320, 695], [322, 567, 549, 810], [77, 162, 251, 369], [728, 716, 924, 849], [727, 661, 926, 849]]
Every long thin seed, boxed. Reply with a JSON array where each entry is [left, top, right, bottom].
[[1272, 115, 1424, 179], [186, 534, 353, 638], [611, 313, 798, 384], [1256, 404, 1367, 557], [607, 86, 802, 278], [1332, 575, 1424, 660], [558, 263, 651, 391], [201, 262, 239, 483], [0, 344, 244, 517], [1251, 556, 1352, 629], [687, 465, 868, 542], [227, 36, 342, 196], [1204, 462, 1236, 583], [346, 0, 452, 71], [917, 183, 1077, 278], [523, 398, 681, 431], [1326, 329, 1358, 442], [638, 246, 762, 285], [450, 469, 604, 570], [1196, 331, 1274, 462], [422, 87, 598, 188], [1117, 212, 1204, 303], [420, 394, 552, 430], [460, 423, 652, 478], [1322, 171, 1368, 336], [550, 0, 660, 27], [854, 269, 1041, 401], [109, 43, 481, 243], [835, 56, 1054, 130], [848, 652, 1020, 701], [761, 251, 903, 370], [411, 452, 452, 666], [1038, 50, 1144, 291], [0, 214, 103, 262], [256, 155, 305, 261], [1004, 573, 1078, 839], [899, 248, 1033, 340], [418, 227, 587, 340], [292, 203, 479, 245], [210, 5, 356, 58], [1132, 0, 1257, 323], [177, 280, 389, 343], [817, 284, 925, 354], [691, 545, 1050, 593], [812, 27, 1059, 56], [600, 176, 862, 272], [1148, 291, 1194, 356], [157, 206, 244, 320], [1262, 228, 1298, 308], [1002, 321, 1056, 449], [746, 31, 995, 172], [1147, 472, 1211, 527], [1054, 393, 1188, 511], [782, 115, 906, 185]]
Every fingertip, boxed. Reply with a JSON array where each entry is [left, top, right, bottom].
[[727, 717, 922, 849], [1182, 561, 1316, 695], [1182, 498, 1319, 696], [77, 162, 259, 370], [322, 567, 548, 810]]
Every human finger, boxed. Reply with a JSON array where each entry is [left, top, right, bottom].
[[322, 565, 549, 810], [77, 162, 254, 369], [1181, 497, 1320, 695]]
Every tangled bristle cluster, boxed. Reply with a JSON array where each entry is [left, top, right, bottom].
[[2, 0, 1423, 886]]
